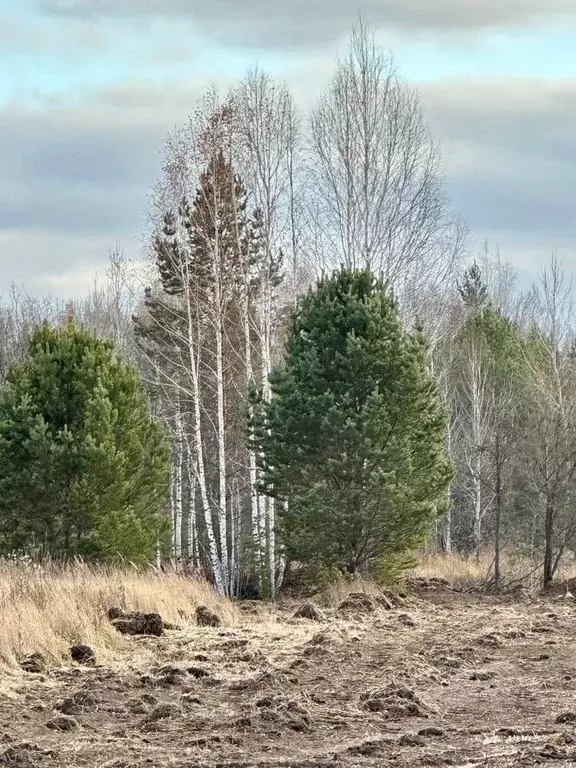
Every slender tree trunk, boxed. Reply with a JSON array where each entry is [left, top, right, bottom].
[[260, 273, 275, 596], [544, 496, 555, 586], [215, 304, 230, 593], [185, 282, 225, 594], [473, 467, 482, 563], [443, 508, 452, 555], [173, 401, 184, 566], [493, 434, 502, 591], [185, 436, 197, 568], [240, 273, 263, 590]]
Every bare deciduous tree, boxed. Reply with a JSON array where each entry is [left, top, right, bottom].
[[308, 19, 465, 298]]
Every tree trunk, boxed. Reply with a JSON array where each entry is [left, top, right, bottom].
[[173, 402, 184, 567], [473, 467, 482, 563], [185, 282, 225, 594], [260, 273, 275, 596], [443, 507, 452, 554], [493, 434, 502, 591], [243, 276, 262, 589], [215, 307, 230, 594], [185, 437, 198, 568], [543, 497, 555, 587]]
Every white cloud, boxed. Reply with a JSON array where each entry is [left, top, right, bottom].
[[1, 72, 575, 296], [39, 0, 576, 47]]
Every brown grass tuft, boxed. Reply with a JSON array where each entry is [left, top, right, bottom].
[[0, 560, 239, 670], [320, 575, 385, 608], [412, 550, 576, 589]]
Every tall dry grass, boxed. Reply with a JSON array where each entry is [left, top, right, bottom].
[[412, 550, 576, 588], [320, 574, 385, 608], [0, 560, 239, 670]]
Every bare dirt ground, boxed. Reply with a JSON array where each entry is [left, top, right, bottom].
[[3, 584, 576, 767]]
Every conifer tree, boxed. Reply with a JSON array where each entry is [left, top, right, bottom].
[[256, 268, 453, 576], [0, 322, 171, 563], [459, 261, 489, 313]]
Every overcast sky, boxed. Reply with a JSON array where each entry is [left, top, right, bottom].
[[1, 0, 576, 297]]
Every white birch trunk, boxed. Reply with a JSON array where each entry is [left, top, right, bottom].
[[210, 160, 230, 596], [184, 281, 226, 594], [260, 268, 275, 595], [173, 401, 184, 566], [214, 301, 230, 594], [185, 436, 198, 568], [230, 478, 242, 597], [169, 459, 176, 560], [473, 468, 482, 561], [242, 276, 263, 585]]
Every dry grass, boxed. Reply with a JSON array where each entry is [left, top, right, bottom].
[[320, 574, 386, 608], [3, 548, 575, 673], [0, 560, 239, 670], [412, 552, 494, 584], [413, 550, 576, 588]]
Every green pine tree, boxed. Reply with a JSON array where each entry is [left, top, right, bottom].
[[459, 261, 489, 313], [255, 269, 453, 578], [0, 322, 171, 564]]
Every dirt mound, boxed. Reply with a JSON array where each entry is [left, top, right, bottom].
[[254, 694, 313, 732], [407, 577, 451, 591], [195, 606, 221, 627], [18, 653, 46, 674], [556, 711, 576, 724], [0, 744, 55, 768], [70, 645, 96, 667], [45, 715, 78, 732], [307, 628, 346, 647], [338, 592, 377, 613], [360, 684, 431, 719], [110, 611, 163, 637], [141, 702, 180, 728], [379, 589, 404, 607], [293, 603, 325, 621], [145, 665, 187, 686], [187, 665, 211, 679], [476, 632, 504, 647], [56, 691, 98, 715]]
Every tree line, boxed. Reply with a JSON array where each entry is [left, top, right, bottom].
[[0, 21, 574, 592]]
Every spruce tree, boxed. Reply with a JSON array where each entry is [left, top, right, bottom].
[[0, 322, 171, 563], [459, 261, 489, 313], [256, 269, 453, 577]]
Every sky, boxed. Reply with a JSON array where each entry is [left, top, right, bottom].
[[1, 0, 576, 298]]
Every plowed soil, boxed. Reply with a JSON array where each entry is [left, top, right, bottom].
[[3, 586, 576, 767]]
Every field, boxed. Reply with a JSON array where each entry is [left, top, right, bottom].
[[2, 563, 576, 767]]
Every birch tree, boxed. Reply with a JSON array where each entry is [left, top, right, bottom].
[[308, 20, 464, 299], [231, 70, 299, 593]]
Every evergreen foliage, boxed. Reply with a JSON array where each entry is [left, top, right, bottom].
[[0, 322, 171, 563], [459, 261, 489, 312], [256, 269, 453, 575]]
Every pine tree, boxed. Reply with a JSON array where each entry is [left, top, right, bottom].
[[0, 322, 171, 563], [459, 262, 489, 313], [256, 269, 453, 577]]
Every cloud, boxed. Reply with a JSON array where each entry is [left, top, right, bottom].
[[0, 81, 207, 292], [418, 78, 576, 269], [0, 228, 119, 297], [1, 69, 575, 297], [39, 0, 576, 48]]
